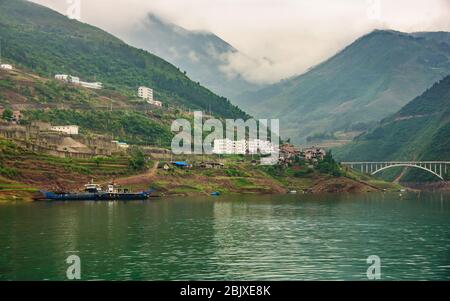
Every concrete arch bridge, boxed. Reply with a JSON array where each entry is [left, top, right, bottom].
[[341, 161, 450, 181]]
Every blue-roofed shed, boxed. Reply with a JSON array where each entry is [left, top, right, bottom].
[[171, 161, 192, 168]]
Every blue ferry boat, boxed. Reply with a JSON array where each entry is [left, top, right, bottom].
[[35, 181, 155, 201]]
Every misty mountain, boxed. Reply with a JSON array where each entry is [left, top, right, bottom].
[[235, 30, 450, 143], [116, 13, 262, 100]]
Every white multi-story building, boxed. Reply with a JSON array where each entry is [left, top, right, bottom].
[[247, 140, 259, 154], [0, 64, 13, 70], [138, 87, 162, 106], [55, 74, 101, 89], [233, 140, 247, 155], [248, 139, 276, 155], [55, 74, 68, 81], [213, 139, 234, 154], [55, 74, 80, 84], [80, 81, 102, 90], [138, 86, 154, 101], [55, 74, 80, 85], [70, 76, 80, 84], [260, 140, 277, 154], [214, 139, 277, 155], [50, 125, 79, 135]]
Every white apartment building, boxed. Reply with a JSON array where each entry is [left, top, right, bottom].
[[233, 140, 247, 155], [138, 86, 154, 101], [214, 139, 277, 155], [247, 140, 258, 154], [70, 76, 80, 84], [55, 74, 80, 84], [50, 125, 79, 135], [80, 81, 102, 90], [248, 139, 276, 155], [55, 74, 102, 89], [55, 74, 68, 81], [213, 139, 234, 154], [0, 64, 13, 70]]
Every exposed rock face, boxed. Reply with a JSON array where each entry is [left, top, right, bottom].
[[310, 178, 379, 193]]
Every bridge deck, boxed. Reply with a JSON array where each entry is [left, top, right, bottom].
[[341, 161, 450, 164], [341, 161, 448, 181]]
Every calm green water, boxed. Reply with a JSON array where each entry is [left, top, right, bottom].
[[0, 193, 449, 281]]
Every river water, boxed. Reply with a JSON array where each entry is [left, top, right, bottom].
[[0, 193, 449, 280]]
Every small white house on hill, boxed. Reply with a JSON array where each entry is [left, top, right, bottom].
[[50, 125, 79, 135], [0, 64, 13, 70], [80, 81, 102, 89]]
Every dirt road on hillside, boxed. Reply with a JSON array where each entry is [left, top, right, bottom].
[[111, 161, 159, 187]]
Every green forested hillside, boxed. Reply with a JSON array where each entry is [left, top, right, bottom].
[[0, 0, 247, 119], [235, 30, 450, 143], [335, 75, 450, 181]]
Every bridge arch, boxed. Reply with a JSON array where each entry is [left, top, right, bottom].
[[371, 164, 444, 180]]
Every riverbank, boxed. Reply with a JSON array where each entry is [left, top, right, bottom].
[[0, 138, 404, 202], [402, 181, 450, 192], [0, 161, 403, 202]]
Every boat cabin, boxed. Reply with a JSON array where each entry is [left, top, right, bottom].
[[106, 183, 122, 193], [84, 182, 102, 193]]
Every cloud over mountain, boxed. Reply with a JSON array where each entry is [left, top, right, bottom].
[[32, 0, 450, 84]]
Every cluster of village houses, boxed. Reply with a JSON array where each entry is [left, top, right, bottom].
[[212, 138, 326, 163], [157, 144, 326, 170]]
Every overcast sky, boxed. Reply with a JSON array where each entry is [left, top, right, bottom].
[[31, 0, 450, 83]]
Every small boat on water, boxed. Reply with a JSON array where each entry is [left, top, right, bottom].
[[34, 180, 155, 201]]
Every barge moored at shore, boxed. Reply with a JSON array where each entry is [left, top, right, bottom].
[[34, 181, 155, 201]]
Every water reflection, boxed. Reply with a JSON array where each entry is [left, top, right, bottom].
[[0, 193, 449, 280]]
